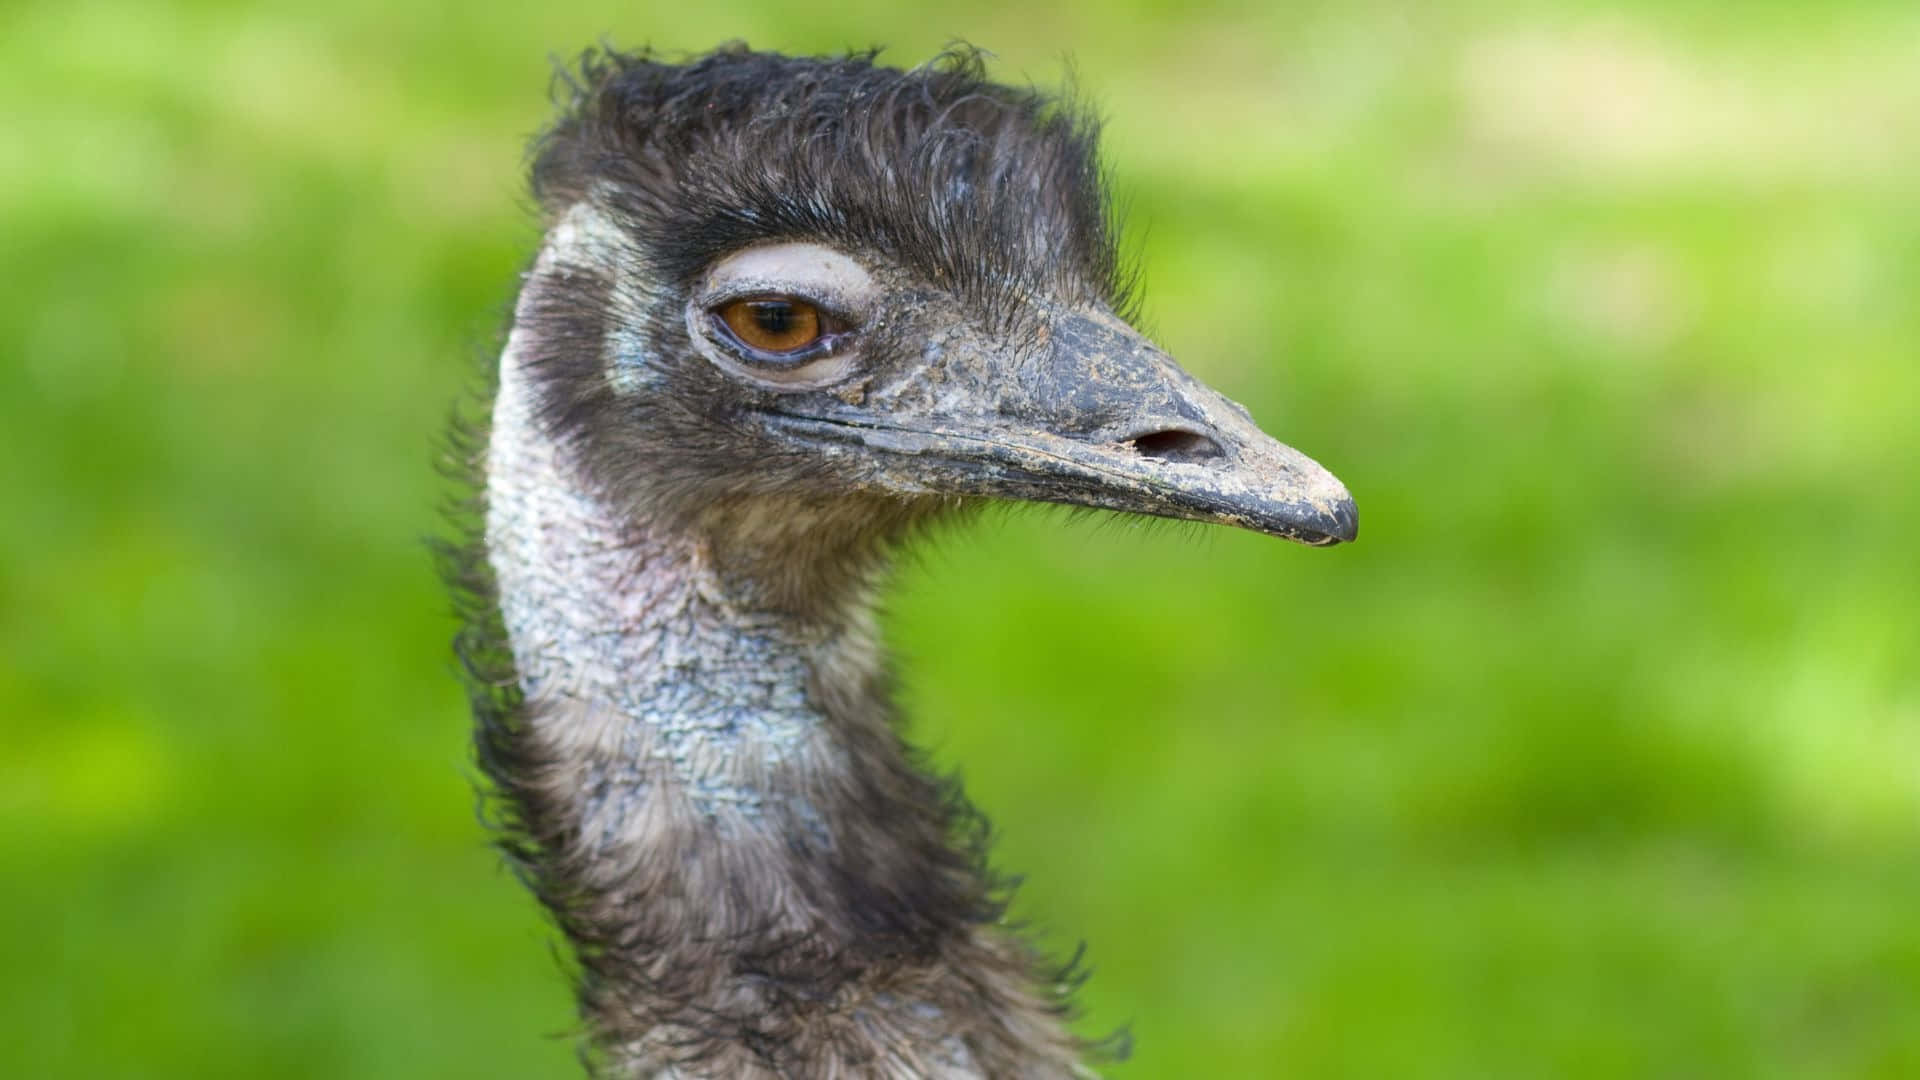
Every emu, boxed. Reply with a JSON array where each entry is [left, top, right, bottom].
[[446, 44, 1355, 1078]]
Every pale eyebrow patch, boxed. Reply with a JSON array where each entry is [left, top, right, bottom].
[[699, 243, 879, 312]]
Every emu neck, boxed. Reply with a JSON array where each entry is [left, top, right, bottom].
[[483, 332, 1082, 1077], [488, 347, 868, 844]]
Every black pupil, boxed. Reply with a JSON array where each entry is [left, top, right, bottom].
[[751, 301, 795, 334]]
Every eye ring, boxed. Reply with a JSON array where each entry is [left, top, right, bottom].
[[685, 243, 875, 391], [707, 294, 853, 367]]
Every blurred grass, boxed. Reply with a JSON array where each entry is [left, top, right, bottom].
[[4, 0, 1918, 1076]]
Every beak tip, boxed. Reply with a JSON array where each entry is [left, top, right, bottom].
[[1280, 465, 1356, 546], [1288, 492, 1356, 546], [1242, 443, 1354, 547], [1320, 495, 1359, 545]]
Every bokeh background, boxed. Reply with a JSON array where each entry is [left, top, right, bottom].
[[6, 0, 1918, 1076]]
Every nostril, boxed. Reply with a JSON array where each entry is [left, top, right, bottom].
[[1129, 429, 1226, 465]]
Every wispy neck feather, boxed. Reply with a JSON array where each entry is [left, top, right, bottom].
[[475, 239, 1091, 1077]]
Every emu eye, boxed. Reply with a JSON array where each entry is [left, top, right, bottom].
[[689, 246, 871, 389], [715, 296, 832, 355]]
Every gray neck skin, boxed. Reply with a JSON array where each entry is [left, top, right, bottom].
[[480, 280, 1084, 1077], [488, 341, 865, 859]]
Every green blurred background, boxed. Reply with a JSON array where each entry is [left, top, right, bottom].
[[5, 0, 1917, 1076]]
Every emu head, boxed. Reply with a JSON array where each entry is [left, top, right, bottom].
[[509, 47, 1355, 609]]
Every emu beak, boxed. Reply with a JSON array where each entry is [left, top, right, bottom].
[[768, 308, 1357, 546]]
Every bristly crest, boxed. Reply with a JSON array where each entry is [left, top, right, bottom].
[[529, 43, 1132, 332]]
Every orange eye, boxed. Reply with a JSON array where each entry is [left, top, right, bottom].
[[717, 296, 827, 354]]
